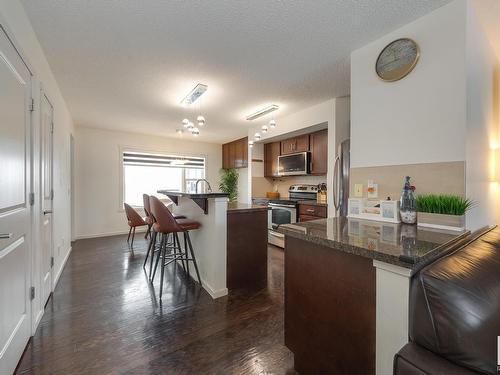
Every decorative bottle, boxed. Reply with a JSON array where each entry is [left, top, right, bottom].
[[400, 176, 417, 224]]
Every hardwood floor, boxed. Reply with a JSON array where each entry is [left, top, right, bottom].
[[16, 235, 296, 374]]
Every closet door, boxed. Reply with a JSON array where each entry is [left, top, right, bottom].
[[0, 26, 33, 375]]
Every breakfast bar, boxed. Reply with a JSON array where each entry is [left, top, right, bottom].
[[279, 217, 469, 375], [157, 190, 269, 298], [158, 190, 230, 298]]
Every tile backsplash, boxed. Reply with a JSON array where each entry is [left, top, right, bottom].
[[252, 175, 326, 198], [350, 161, 465, 200]]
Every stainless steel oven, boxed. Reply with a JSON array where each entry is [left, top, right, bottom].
[[267, 184, 319, 248], [278, 152, 310, 176], [268, 202, 297, 247]]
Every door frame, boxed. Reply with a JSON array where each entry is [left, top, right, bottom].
[[39, 88, 54, 307]]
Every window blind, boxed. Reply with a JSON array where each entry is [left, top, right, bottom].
[[123, 152, 205, 169]]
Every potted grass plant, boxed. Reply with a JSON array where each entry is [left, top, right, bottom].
[[416, 194, 473, 231], [219, 168, 238, 202]]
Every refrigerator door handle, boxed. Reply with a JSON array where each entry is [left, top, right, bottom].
[[332, 155, 340, 211]]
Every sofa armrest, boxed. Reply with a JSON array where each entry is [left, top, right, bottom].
[[394, 343, 482, 375]]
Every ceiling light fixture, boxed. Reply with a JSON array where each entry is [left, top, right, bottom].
[[254, 132, 261, 141], [248, 140, 254, 148], [180, 83, 208, 105], [197, 115, 206, 127], [246, 104, 279, 121], [192, 127, 200, 136], [269, 119, 276, 129], [261, 125, 268, 133]]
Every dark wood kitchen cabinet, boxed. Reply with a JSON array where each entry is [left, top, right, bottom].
[[281, 134, 309, 155], [285, 236, 375, 374], [227, 206, 268, 289], [298, 203, 327, 222], [310, 129, 328, 175], [223, 143, 230, 169], [264, 141, 281, 177], [222, 137, 248, 169]]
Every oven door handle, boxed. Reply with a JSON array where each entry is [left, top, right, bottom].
[[268, 203, 296, 208]]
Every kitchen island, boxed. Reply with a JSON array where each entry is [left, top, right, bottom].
[[158, 190, 230, 298], [227, 203, 269, 289], [157, 190, 268, 298], [279, 217, 469, 375]]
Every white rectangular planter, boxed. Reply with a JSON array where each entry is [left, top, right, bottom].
[[417, 212, 465, 232]]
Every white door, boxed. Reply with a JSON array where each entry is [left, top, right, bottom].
[[40, 93, 53, 306], [0, 26, 33, 375]]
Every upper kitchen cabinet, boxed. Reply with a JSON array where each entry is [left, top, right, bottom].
[[264, 141, 281, 177], [310, 129, 328, 175], [281, 134, 309, 155], [222, 137, 248, 169]]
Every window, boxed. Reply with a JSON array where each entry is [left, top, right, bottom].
[[122, 151, 205, 207]]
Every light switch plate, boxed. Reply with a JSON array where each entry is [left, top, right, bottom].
[[354, 184, 363, 197]]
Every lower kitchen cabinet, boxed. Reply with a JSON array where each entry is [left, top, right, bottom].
[[227, 207, 268, 289], [285, 236, 375, 374], [298, 203, 327, 222]]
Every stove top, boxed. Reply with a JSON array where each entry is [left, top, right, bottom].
[[268, 184, 323, 206], [268, 197, 317, 205]]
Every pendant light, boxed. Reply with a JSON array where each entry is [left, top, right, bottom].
[[179, 83, 207, 137]]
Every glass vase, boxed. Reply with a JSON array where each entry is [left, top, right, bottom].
[[400, 176, 417, 224]]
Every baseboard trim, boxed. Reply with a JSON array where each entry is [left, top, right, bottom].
[[53, 246, 72, 289], [201, 277, 228, 299], [75, 227, 147, 240], [172, 260, 228, 299]]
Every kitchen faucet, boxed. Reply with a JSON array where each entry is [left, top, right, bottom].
[[195, 179, 212, 193]]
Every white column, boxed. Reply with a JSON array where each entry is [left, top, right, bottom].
[[172, 197, 228, 299], [373, 260, 412, 375]]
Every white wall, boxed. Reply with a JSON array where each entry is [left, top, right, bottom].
[[75, 127, 222, 239], [351, 0, 467, 168], [236, 167, 249, 203], [0, 1, 75, 287], [465, 0, 499, 228], [249, 99, 335, 143], [350, 0, 499, 229]]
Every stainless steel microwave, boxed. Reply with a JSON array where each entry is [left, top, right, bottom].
[[278, 152, 310, 176]]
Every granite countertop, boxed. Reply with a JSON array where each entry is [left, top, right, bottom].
[[227, 202, 269, 213], [278, 217, 470, 270], [157, 190, 229, 199]]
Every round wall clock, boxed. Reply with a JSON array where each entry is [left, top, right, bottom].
[[375, 38, 420, 82]]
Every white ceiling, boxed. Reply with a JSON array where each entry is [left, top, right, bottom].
[[21, 0, 454, 143]]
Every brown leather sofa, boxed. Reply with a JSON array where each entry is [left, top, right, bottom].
[[394, 227, 500, 375]]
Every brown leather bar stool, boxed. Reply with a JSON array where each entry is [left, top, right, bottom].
[[149, 196, 202, 301], [124, 203, 148, 247], [142, 194, 186, 273]]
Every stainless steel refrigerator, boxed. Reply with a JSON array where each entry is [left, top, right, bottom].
[[332, 139, 350, 217]]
